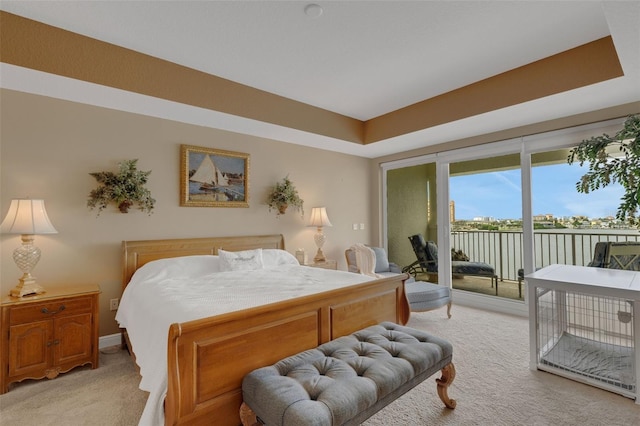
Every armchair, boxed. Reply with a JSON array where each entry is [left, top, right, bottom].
[[345, 245, 452, 317], [345, 245, 402, 278]]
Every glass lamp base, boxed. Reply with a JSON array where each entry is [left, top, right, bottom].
[[10, 274, 45, 298], [314, 228, 327, 262], [314, 248, 326, 263], [10, 236, 46, 297]]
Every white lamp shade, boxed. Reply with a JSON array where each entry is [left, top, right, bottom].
[[308, 207, 332, 227], [1, 199, 58, 235]]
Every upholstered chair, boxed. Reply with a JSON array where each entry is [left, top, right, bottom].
[[345, 246, 403, 278], [345, 245, 451, 317]]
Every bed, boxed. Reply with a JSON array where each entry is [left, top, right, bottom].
[[116, 234, 410, 425]]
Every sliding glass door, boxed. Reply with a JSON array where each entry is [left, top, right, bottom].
[[382, 118, 627, 315], [529, 148, 637, 272], [449, 154, 523, 300]]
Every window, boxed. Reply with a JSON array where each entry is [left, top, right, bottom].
[[382, 118, 626, 317]]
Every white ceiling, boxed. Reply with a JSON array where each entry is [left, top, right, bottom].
[[1, 1, 639, 158]]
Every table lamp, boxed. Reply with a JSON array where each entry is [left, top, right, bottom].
[[308, 207, 332, 262], [1, 199, 58, 297]]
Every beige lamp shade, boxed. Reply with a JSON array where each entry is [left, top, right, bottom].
[[1, 199, 58, 234], [308, 207, 333, 228], [1, 199, 58, 297]]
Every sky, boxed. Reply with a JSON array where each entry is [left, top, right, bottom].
[[450, 163, 625, 220], [189, 152, 246, 174]]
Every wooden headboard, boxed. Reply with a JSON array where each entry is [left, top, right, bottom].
[[121, 234, 285, 289]]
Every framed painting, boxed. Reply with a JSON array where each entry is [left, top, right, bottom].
[[180, 144, 249, 207]]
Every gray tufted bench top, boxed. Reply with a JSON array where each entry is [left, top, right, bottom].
[[240, 322, 456, 426]]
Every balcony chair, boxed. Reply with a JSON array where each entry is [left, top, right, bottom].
[[345, 245, 452, 318], [518, 241, 640, 294], [587, 241, 610, 267], [403, 234, 498, 295], [604, 241, 640, 270]]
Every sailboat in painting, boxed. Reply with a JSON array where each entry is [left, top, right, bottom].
[[190, 155, 229, 190]]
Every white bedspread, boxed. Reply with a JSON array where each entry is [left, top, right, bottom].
[[115, 253, 373, 425]]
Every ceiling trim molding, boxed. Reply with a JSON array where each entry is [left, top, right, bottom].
[[0, 11, 625, 154], [0, 11, 364, 145], [365, 37, 623, 144]]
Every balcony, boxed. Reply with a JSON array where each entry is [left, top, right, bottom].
[[446, 230, 640, 301]]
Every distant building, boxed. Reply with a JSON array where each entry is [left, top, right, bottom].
[[472, 216, 495, 222]]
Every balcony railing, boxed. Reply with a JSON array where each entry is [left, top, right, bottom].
[[450, 230, 640, 283]]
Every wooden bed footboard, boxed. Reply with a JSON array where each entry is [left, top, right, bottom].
[[121, 235, 410, 425], [164, 274, 410, 426]]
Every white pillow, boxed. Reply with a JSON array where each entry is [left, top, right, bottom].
[[262, 249, 300, 268], [129, 255, 220, 284], [218, 248, 264, 271]]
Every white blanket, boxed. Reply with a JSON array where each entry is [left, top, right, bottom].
[[353, 243, 383, 278], [115, 253, 373, 425]]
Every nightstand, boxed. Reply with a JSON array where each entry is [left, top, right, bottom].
[[305, 259, 337, 270], [0, 284, 100, 393]]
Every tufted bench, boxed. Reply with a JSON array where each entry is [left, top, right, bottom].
[[239, 322, 456, 426]]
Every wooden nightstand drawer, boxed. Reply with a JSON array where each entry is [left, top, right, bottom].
[[9, 296, 93, 325]]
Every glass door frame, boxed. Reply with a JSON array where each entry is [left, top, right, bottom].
[[381, 118, 625, 317]]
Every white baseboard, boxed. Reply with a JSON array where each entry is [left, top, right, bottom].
[[99, 333, 122, 349]]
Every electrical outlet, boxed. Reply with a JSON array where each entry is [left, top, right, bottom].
[[359, 223, 365, 230], [110, 298, 119, 311], [352, 223, 358, 230]]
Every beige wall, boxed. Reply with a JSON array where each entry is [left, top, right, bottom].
[[386, 164, 434, 269], [0, 89, 374, 336]]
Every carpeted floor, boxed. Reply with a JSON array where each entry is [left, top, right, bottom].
[[1, 304, 638, 425], [0, 345, 146, 426], [415, 273, 524, 301]]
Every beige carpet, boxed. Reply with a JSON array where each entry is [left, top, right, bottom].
[[0, 345, 146, 426], [1, 304, 638, 425]]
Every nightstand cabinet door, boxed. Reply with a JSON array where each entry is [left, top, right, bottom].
[[8, 320, 52, 377], [55, 313, 92, 367]]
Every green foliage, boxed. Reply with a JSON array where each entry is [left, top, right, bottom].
[[267, 175, 304, 217], [567, 115, 640, 224], [87, 159, 156, 215], [477, 224, 499, 231]]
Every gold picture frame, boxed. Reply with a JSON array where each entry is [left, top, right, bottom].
[[180, 144, 249, 207]]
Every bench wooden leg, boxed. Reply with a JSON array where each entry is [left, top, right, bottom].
[[239, 402, 260, 426], [436, 363, 457, 409], [446, 301, 452, 318]]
